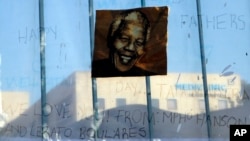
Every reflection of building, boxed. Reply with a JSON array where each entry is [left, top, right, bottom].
[[0, 72, 245, 140], [0, 92, 3, 127], [150, 73, 242, 115], [93, 73, 241, 115], [45, 72, 242, 120], [44, 72, 243, 139], [0, 92, 29, 127], [45, 72, 93, 124], [0, 72, 242, 124]]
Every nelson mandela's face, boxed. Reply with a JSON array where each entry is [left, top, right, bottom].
[[111, 20, 147, 72]]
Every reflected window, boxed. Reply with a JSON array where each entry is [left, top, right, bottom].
[[98, 98, 105, 110], [218, 100, 228, 110], [116, 98, 126, 107], [167, 99, 177, 110], [152, 99, 159, 108], [199, 99, 205, 111]]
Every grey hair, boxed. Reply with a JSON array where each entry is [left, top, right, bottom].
[[107, 10, 151, 48]]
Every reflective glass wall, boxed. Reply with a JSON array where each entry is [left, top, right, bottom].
[[0, 0, 249, 141]]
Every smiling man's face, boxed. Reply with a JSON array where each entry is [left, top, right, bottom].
[[112, 21, 146, 72]]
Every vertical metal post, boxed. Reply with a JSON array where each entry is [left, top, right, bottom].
[[146, 76, 153, 140], [141, 0, 146, 7], [196, 0, 211, 139], [39, 0, 47, 140], [89, 0, 98, 140], [141, 1, 153, 140]]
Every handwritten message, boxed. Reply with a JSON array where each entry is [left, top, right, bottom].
[[1, 105, 249, 139]]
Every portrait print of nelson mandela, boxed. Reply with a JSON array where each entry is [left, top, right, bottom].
[[92, 7, 168, 77]]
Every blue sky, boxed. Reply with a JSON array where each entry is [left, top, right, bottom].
[[0, 0, 249, 104]]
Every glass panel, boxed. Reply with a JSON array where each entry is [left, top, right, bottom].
[[93, 1, 154, 140], [201, 0, 250, 140], [0, 0, 249, 141], [41, 0, 93, 140], [0, 1, 41, 140], [148, 0, 208, 140]]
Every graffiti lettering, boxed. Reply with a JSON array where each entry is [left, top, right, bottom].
[[181, 14, 245, 30], [18, 26, 57, 44], [33, 102, 72, 119], [196, 114, 247, 127], [79, 127, 146, 139], [2, 103, 28, 117]]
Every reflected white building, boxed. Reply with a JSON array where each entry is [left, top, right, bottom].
[[150, 73, 242, 115], [0, 91, 29, 128], [46, 72, 242, 120], [0, 71, 244, 139]]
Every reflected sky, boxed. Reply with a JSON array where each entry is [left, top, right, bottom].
[[0, 0, 249, 104]]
